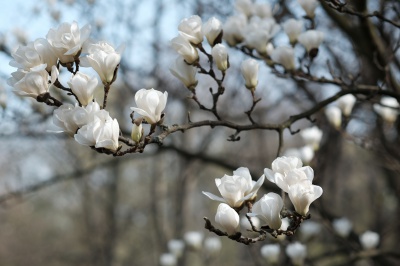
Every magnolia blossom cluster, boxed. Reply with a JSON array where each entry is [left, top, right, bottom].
[[7, 21, 170, 152], [169, 15, 229, 90], [325, 94, 357, 129], [160, 232, 222, 266], [203, 156, 323, 237], [260, 241, 309, 265], [373, 96, 399, 124], [222, 0, 324, 73], [7, 21, 126, 152], [284, 126, 323, 164]]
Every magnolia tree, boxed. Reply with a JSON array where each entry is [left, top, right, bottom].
[[2, 0, 400, 265]]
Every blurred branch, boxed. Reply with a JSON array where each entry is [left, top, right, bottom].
[[324, 0, 400, 28]]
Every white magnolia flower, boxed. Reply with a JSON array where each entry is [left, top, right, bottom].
[[297, 30, 324, 53], [215, 203, 240, 235], [286, 242, 307, 266], [261, 244, 280, 264], [235, 0, 254, 17], [7, 69, 27, 88], [53, 104, 80, 135], [10, 38, 58, 72], [257, 17, 281, 37], [74, 109, 120, 151], [183, 231, 203, 251], [254, 3, 273, 18], [211, 44, 229, 72], [266, 43, 274, 56], [359, 230, 380, 250], [169, 56, 198, 90], [94, 113, 120, 151], [298, 0, 319, 18], [178, 15, 203, 45], [159, 253, 177, 266], [80, 41, 123, 84], [284, 147, 314, 165], [204, 237, 222, 256], [167, 239, 185, 258], [241, 58, 259, 90], [171, 35, 199, 64], [130, 88, 168, 124], [240, 216, 260, 231], [332, 217, 353, 238], [202, 167, 265, 208], [53, 101, 101, 136], [68, 72, 98, 106], [264, 156, 314, 193], [337, 94, 356, 116], [325, 105, 342, 129], [300, 126, 323, 150], [299, 146, 315, 164], [283, 19, 304, 44], [288, 179, 323, 216], [223, 14, 247, 46], [203, 17, 222, 46], [244, 30, 271, 55], [249, 192, 284, 230], [13, 65, 58, 98], [300, 221, 321, 240], [46, 21, 91, 63], [373, 96, 399, 123], [270, 46, 295, 71]]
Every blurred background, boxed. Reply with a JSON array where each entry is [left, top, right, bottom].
[[0, 0, 399, 265]]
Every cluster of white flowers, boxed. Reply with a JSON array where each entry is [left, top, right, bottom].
[[220, 0, 324, 73], [160, 232, 221, 266], [203, 156, 322, 236], [169, 15, 228, 91], [8, 21, 170, 153], [373, 96, 399, 124], [284, 126, 323, 164], [264, 156, 323, 215], [325, 94, 357, 129], [260, 241, 308, 265]]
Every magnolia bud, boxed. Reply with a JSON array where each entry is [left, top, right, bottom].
[[183, 231, 203, 251], [261, 244, 280, 264], [204, 237, 222, 256], [131, 118, 143, 143], [167, 239, 185, 258], [215, 203, 240, 235], [373, 96, 399, 124], [159, 253, 177, 266], [212, 44, 229, 72], [360, 230, 380, 250], [241, 58, 259, 91], [332, 217, 353, 238], [298, 0, 319, 19], [169, 56, 198, 90], [337, 94, 356, 117], [286, 242, 307, 266], [178, 15, 203, 45], [171, 35, 199, 64], [203, 17, 223, 46], [325, 105, 342, 129], [297, 30, 324, 57], [283, 19, 304, 44], [270, 46, 296, 71]]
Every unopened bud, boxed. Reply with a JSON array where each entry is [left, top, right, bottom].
[[131, 118, 143, 143]]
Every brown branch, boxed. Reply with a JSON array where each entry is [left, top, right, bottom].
[[325, 0, 400, 28]]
